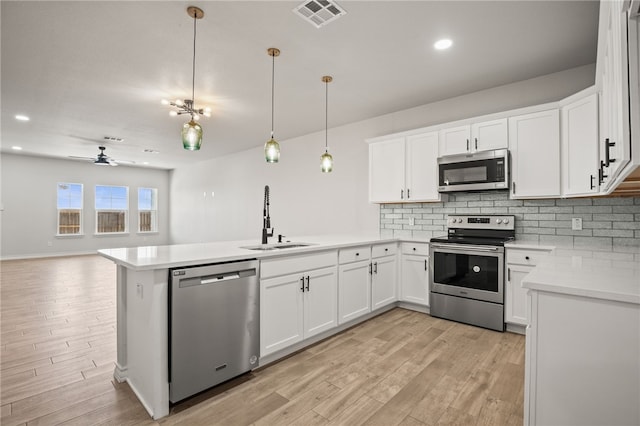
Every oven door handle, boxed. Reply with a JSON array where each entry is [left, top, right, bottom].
[[430, 243, 501, 252]]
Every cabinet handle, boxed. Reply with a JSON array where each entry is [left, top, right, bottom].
[[605, 138, 616, 167], [369, 263, 372, 275], [590, 175, 595, 190], [424, 259, 427, 271], [475, 138, 478, 150], [512, 182, 516, 195], [466, 139, 470, 151], [305, 276, 310, 292], [508, 268, 511, 282], [355, 252, 359, 256], [401, 189, 404, 200], [407, 188, 410, 199], [413, 247, 416, 251], [374, 262, 378, 274], [599, 160, 608, 184], [525, 256, 530, 260], [385, 248, 388, 252], [300, 277, 305, 292]]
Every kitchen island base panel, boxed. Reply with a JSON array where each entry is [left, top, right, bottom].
[[525, 290, 640, 426]]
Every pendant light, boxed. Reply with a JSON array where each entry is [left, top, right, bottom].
[[264, 48, 281, 163], [320, 75, 334, 173], [163, 6, 210, 151]]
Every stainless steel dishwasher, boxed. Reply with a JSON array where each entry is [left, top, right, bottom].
[[169, 259, 259, 403]]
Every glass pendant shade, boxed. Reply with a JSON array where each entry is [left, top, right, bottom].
[[182, 119, 203, 151], [321, 150, 333, 173], [264, 137, 280, 163]]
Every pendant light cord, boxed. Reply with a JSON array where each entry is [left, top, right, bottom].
[[271, 52, 275, 138], [325, 80, 329, 152], [191, 10, 197, 115]]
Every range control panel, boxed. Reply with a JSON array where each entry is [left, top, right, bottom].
[[447, 215, 515, 230]]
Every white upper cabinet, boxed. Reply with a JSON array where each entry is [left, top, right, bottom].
[[368, 132, 440, 203], [439, 125, 471, 155], [561, 91, 600, 197], [405, 132, 439, 202], [439, 119, 508, 156], [509, 109, 560, 199], [369, 137, 405, 203], [597, 0, 632, 191]]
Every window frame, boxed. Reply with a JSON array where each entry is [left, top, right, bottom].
[[56, 182, 83, 236], [137, 187, 158, 233], [95, 185, 129, 235]]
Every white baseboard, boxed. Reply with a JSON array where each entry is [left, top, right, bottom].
[[0, 250, 97, 261]]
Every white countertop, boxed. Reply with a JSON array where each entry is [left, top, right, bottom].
[[521, 244, 640, 305], [98, 234, 400, 271]]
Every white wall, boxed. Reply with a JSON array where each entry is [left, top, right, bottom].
[[170, 64, 596, 244], [0, 154, 171, 258]]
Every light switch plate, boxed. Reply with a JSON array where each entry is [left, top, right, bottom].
[[571, 217, 583, 230]]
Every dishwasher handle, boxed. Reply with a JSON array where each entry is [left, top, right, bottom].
[[200, 273, 241, 285]]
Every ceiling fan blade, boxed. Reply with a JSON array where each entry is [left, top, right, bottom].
[[68, 155, 94, 161]]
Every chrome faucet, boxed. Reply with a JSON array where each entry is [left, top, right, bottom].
[[262, 185, 274, 244]]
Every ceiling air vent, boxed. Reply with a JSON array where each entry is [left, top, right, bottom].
[[293, 0, 346, 28]]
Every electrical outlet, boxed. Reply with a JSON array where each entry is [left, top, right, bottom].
[[136, 283, 143, 299], [571, 217, 583, 231], [409, 217, 415, 226], [47, 241, 53, 247]]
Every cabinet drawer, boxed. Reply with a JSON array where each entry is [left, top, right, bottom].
[[261, 251, 337, 278], [338, 246, 370, 264], [372, 243, 397, 258], [506, 249, 551, 266], [401, 242, 429, 256]]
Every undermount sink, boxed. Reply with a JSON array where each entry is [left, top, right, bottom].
[[240, 242, 315, 251]]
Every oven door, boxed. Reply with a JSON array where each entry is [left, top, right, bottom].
[[429, 243, 504, 304]]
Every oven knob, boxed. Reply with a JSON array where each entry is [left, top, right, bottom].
[[503, 218, 509, 224], [496, 219, 502, 224]]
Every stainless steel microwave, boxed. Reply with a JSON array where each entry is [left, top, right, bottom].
[[437, 149, 509, 193]]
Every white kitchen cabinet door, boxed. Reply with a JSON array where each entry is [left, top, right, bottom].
[[598, 0, 631, 190], [371, 256, 397, 310], [400, 254, 429, 306], [471, 118, 508, 152], [369, 137, 405, 203], [505, 264, 532, 326], [303, 267, 338, 338], [562, 92, 599, 197], [406, 132, 439, 202], [509, 109, 560, 199], [439, 125, 471, 155], [260, 274, 304, 356], [338, 260, 371, 324]]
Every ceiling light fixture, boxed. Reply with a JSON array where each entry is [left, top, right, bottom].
[[163, 6, 210, 151], [320, 75, 333, 173], [264, 47, 281, 163], [434, 39, 453, 50], [11, 146, 23, 150], [15, 115, 30, 121]]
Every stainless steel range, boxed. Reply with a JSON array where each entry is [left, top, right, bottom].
[[429, 215, 515, 332]]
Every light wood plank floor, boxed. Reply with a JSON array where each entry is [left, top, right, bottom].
[[1, 255, 525, 425]]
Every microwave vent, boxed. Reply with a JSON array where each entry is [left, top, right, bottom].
[[293, 0, 346, 28]]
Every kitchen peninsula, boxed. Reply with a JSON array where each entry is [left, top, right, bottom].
[[100, 235, 640, 421]]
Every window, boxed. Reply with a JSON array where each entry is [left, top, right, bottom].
[[138, 187, 158, 232], [57, 183, 83, 235], [95, 185, 128, 234]]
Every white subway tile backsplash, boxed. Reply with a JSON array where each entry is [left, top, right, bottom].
[[379, 192, 640, 246]]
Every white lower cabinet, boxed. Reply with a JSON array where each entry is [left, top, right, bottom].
[[371, 243, 398, 310], [260, 251, 337, 357], [400, 243, 429, 306], [338, 258, 371, 324], [505, 247, 552, 326]]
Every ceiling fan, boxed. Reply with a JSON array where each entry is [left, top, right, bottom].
[[68, 146, 134, 166]]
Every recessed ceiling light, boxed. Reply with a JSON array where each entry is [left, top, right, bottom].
[[434, 39, 453, 50], [11, 146, 23, 150], [15, 115, 30, 121], [142, 162, 150, 165]]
